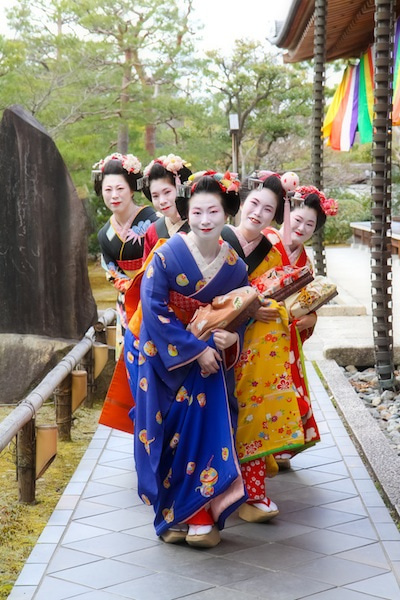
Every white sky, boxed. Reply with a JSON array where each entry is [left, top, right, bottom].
[[0, 0, 293, 52], [192, 0, 293, 52]]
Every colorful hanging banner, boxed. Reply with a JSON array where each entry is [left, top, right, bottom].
[[323, 17, 399, 150]]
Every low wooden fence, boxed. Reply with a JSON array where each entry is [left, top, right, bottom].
[[0, 308, 116, 503]]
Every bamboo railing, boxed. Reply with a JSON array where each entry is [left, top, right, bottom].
[[0, 308, 116, 502]]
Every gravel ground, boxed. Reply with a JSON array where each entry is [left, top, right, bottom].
[[342, 365, 400, 455]]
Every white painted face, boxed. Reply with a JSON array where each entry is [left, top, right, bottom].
[[289, 206, 318, 248], [101, 174, 133, 215], [188, 192, 226, 242], [241, 188, 278, 234], [149, 178, 179, 221]]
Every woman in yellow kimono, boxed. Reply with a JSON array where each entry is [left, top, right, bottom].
[[221, 172, 304, 523], [264, 185, 338, 467]]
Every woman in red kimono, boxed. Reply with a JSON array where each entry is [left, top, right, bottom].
[[264, 185, 338, 466]]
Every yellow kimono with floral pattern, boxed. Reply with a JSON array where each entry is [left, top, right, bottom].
[[235, 245, 305, 464]]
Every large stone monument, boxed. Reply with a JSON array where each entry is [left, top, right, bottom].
[[0, 105, 97, 339]]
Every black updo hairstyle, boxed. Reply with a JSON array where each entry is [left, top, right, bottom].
[[142, 161, 192, 202], [93, 159, 143, 197], [176, 175, 241, 220], [297, 192, 327, 231]]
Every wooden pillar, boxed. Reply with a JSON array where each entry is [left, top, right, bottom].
[[17, 418, 36, 504], [311, 0, 327, 276], [54, 374, 72, 441], [82, 348, 94, 408], [371, 0, 396, 390]]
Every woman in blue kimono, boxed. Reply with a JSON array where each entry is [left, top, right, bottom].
[[128, 172, 248, 548]]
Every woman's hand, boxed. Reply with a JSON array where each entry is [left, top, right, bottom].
[[295, 312, 317, 332], [197, 347, 222, 375], [255, 305, 280, 323], [212, 329, 238, 350]]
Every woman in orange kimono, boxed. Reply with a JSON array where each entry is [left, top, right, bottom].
[[264, 185, 338, 466], [221, 173, 305, 523]]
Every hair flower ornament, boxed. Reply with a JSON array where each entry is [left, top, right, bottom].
[[294, 185, 338, 216], [92, 152, 142, 175], [143, 154, 190, 178], [189, 170, 240, 194], [320, 197, 339, 216]]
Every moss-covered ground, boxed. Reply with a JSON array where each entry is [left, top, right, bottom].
[[0, 259, 116, 599]]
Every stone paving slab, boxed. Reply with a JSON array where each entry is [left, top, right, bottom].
[[8, 362, 400, 600]]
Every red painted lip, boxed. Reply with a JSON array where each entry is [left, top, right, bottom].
[[249, 217, 260, 224], [161, 206, 171, 211], [201, 228, 213, 232]]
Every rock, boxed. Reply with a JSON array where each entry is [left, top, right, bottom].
[[358, 368, 377, 383], [345, 365, 358, 374], [371, 396, 382, 407], [0, 333, 72, 403], [381, 390, 396, 402], [369, 408, 380, 419], [387, 421, 400, 433], [0, 105, 97, 339]]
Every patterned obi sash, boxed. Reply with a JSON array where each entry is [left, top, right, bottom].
[[169, 290, 207, 326], [117, 258, 143, 278]]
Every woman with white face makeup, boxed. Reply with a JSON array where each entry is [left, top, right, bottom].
[[129, 172, 249, 549], [221, 173, 305, 523], [264, 185, 337, 467], [93, 154, 157, 347], [141, 155, 192, 259]]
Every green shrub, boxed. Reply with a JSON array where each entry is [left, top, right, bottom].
[[323, 188, 371, 245]]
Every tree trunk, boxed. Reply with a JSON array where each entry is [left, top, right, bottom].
[[145, 124, 156, 155], [371, 0, 396, 390], [118, 49, 132, 154], [311, 0, 327, 276]]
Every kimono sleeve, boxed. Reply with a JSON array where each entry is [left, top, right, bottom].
[[140, 253, 209, 371], [143, 224, 158, 261], [100, 253, 131, 293], [97, 230, 131, 293], [217, 268, 249, 370]]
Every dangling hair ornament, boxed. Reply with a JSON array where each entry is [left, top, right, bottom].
[[294, 185, 339, 217], [280, 171, 300, 246], [248, 170, 280, 190]]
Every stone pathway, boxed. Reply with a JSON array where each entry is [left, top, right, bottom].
[[8, 362, 400, 600]]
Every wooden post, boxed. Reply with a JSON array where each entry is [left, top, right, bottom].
[[17, 418, 36, 504], [82, 348, 94, 408], [54, 374, 72, 441], [311, 0, 327, 276], [371, 0, 396, 390]]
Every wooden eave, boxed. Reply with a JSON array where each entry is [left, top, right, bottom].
[[273, 0, 400, 63]]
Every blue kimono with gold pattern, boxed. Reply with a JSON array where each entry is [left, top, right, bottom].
[[127, 233, 248, 536]]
